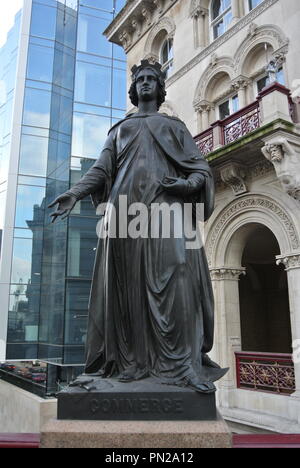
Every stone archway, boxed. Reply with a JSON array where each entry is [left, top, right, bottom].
[[206, 194, 300, 397]]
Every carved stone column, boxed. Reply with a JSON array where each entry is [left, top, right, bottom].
[[191, 7, 208, 49], [210, 267, 246, 404], [231, 0, 242, 24], [231, 76, 249, 109], [276, 253, 300, 412]]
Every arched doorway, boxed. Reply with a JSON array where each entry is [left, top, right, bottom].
[[239, 225, 292, 354]]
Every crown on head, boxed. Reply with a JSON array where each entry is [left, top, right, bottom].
[[131, 60, 166, 81]]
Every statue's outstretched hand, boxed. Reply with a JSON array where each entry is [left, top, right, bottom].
[[48, 193, 77, 223]]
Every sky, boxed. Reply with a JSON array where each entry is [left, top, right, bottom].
[[0, 0, 23, 48]]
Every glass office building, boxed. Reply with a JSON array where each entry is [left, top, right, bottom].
[[0, 0, 126, 393]]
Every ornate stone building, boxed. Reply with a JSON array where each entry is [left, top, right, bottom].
[[105, 0, 300, 432]]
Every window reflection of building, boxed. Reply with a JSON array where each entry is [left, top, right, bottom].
[[1, 0, 127, 384]]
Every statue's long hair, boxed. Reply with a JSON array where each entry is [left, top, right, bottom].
[[129, 60, 167, 110]]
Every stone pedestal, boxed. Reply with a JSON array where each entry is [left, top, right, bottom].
[[57, 376, 220, 422], [40, 413, 232, 448]]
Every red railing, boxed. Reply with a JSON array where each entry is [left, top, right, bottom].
[[221, 101, 260, 145], [235, 351, 295, 395], [194, 83, 296, 155], [194, 127, 214, 156]]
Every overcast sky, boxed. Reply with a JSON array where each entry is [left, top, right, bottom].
[[0, 0, 23, 48]]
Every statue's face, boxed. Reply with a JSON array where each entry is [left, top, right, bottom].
[[135, 68, 158, 104], [269, 144, 283, 163]]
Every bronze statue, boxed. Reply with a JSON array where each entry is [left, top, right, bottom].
[[49, 60, 227, 394]]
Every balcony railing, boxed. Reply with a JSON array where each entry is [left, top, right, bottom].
[[194, 83, 296, 156], [194, 127, 214, 156], [222, 101, 260, 145], [235, 351, 295, 395]]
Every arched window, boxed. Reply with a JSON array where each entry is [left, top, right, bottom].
[[211, 0, 232, 40], [160, 38, 173, 78]]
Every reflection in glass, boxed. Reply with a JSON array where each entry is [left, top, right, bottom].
[[27, 43, 54, 82], [75, 61, 112, 107], [72, 113, 110, 158], [64, 280, 90, 358], [30, 2, 57, 40], [67, 216, 97, 278], [15, 185, 46, 228], [77, 14, 111, 56], [112, 67, 127, 109], [19, 134, 49, 177], [71, 158, 96, 216], [53, 47, 76, 91], [23, 88, 51, 128], [11, 238, 33, 284]]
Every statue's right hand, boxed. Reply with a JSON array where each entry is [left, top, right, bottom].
[[48, 193, 77, 223]]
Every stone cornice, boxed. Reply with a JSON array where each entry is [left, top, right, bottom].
[[104, 0, 179, 51]]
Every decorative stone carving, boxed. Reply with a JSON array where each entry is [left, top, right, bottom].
[[119, 29, 132, 50], [231, 76, 249, 91], [220, 163, 248, 196], [131, 16, 142, 37], [262, 137, 300, 202], [189, 0, 208, 18], [141, 6, 153, 27], [209, 53, 218, 68], [276, 254, 300, 271], [210, 267, 246, 281], [153, 0, 164, 14], [247, 22, 258, 38], [206, 195, 300, 267]]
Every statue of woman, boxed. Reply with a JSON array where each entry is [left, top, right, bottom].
[[49, 60, 227, 394]]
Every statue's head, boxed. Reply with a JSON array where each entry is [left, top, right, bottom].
[[129, 60, 167, 110]]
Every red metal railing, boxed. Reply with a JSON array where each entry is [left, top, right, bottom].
[[194, 83, 296, 155], [221, 101, 260, 145], [235, 351, 295, 395], [194, 127, 214, 156]]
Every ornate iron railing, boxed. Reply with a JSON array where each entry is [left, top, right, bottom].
[[194, 127, 214, 156], [235, 352, 295, 395], [221, 102, 260, 145], [194, 83, 296, 156]]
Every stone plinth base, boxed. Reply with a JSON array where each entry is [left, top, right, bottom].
[[57, 376, 217, 421], [40, 413, 232, 448]]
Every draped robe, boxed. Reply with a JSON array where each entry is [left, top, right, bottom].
[[68, 113, 222, 385]]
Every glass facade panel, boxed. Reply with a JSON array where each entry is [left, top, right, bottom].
[[80, 0, 114, 10], [2, 0, 127, 368], [67, 216, 97, 278], [72, 113, 111, 158], [75, 61, 112, 107], [23, 88, 52, 128], [27, 43, 55, 82], [30, 2, 57, 40], [15, 185, 46, 228], [77, 14, 111, 56], [112, 67, 127, 109], [19, 134, 49, 177]]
